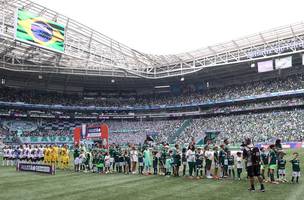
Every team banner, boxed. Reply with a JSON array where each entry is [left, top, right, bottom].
[[15, 9, 65, 52], [18, 136, 74, 144], [17, 163, 55, 175]]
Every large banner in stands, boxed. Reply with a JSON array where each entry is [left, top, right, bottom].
[[19, 136, 74, 144]]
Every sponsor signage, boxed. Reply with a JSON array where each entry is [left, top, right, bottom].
[[17, 163, 55, 175], [247, 40, 304, 58]]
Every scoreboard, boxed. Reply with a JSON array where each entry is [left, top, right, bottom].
[[74, 124, 109, 148]]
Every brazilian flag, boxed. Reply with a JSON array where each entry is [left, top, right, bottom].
[[16, 9, 65, 52]]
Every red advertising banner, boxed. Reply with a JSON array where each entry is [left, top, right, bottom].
[[101, 123, 109, 149], [74, 123, 109, 148], [74, 127, 81, 146]]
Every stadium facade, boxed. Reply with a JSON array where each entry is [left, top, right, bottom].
[[1, 0, 304, 93], [1, 0, 304, 145]]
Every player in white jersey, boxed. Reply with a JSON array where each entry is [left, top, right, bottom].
[[1, 146, 5, 166], [35, 145, 41, 164], [31, 146, 36, 163], [15, 146, 22, 164], [38, 145, 44, 164], [11, 147, 16, 166], [25, 145, 31, 163], [6, 147, 10, 166], [2, 146, 8, 166], [8, 147, 14, 166], [24, 145, 29, 163], [31, 146, 37, 163], [20, 146, 26, 163]]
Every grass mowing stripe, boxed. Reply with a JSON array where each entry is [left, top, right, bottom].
[[0, 149, 303, 200], [37, 176, 158, 200], [1, 169, 152, 200], [285, 183, 304, 200]]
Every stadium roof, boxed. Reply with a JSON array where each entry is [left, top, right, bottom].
[[1, 0, 304, 79]]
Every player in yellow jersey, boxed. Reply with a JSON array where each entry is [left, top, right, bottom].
[[58, 146, 63, 169], [50, 145, 57, 167], [61, 145, 70, 170], [44, 145, 51, 165], [54, 145, 59, 166]]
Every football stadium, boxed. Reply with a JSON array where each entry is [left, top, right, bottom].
[[1, 0, 304, 200]]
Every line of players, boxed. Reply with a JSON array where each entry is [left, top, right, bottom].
[[2, 145, 70, 169], [2, 142, 300, 185], [72, 142, 300, 185]]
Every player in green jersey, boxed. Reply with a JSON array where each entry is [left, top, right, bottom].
[[290, 152, 301, 184], [213, 146, 219, 179], [268, 144, 278, 184], [277, 152, 287, 182], [260, 147, 269, 181], [227, 151, 235, 179]]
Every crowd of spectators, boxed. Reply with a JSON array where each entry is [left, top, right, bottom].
[[1, 73, 304, 144], [0, 118, 183, 144], [1, 107, 304, 144], [176, 109, 304, 144], [109, 120, 183, 144], [1, 74, 304, 107], [203, 98, 304, 114], [1, 97, 303, 119]]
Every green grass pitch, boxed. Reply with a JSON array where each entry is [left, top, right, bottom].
[[0, 149, 303, 200]]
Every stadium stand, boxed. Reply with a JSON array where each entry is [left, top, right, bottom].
[[1, 107, 304, 144], [0, 117, 184, 144], [1, 71, 304, 145], [175, 109, 304, 144], [1, 73, 304, 107], [2, 0, 304, 148]]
